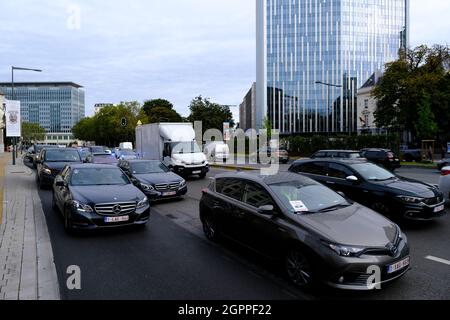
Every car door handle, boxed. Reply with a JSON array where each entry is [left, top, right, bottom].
[[326, 181, 336, 185]]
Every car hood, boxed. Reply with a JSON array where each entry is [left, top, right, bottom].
[[70, 184, 145, 205], [134, 172, 183, 185], [377, 178, 437, 198], [296, 204, 397, 247], [44, 162, 82, 170]]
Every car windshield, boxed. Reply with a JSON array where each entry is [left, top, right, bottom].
[[45, 149, 81, 162], [131, 162, 169, 174], [71, 168, 130, 186], [269, 181, 350, 214], [172, 142, 201, 154], [90, 146, 104, 153], [351, 163, 396, 181]]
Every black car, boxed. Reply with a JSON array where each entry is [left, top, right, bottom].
[[200, 172, 410, 290], [118, 160, 187, 201], [26, 144, 54, 169], [289, 159, 446, 221], [311, 150, 365, 160], [36, 148, 83, 189], [52, 164, 150, 232], [88, 146, 106, 154], [86, 153, 119, 165], [437, 157, 450, 171], [361, 148, 401, 171]]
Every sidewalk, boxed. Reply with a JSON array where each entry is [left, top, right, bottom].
[[0, 153, 59, 300]]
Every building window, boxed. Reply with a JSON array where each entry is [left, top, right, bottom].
[[364, 99, 369, 109]]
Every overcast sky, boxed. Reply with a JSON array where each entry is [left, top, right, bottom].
[[0, 0, 449, 118]]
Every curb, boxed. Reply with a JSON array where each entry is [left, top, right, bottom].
[[210, 164, 258, 171]]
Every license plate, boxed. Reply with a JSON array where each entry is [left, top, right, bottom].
[[434, 205, 445, 213], [192, 171, 201, 174], [163, 191, 177, 197], [104, 216, 129, 223], [387, 257, 410, 274]]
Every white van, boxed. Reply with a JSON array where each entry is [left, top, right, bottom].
[[204, 141, 230, 163]]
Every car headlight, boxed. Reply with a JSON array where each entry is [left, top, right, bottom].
[[137, 197, 149, 209], [179, 179, 186, 188], [71, 200, 93, 213], [323, 241, 366, 257], [397, 195, 424, 204], [43, 168, 52, 175], [140, 183, 154, 192]]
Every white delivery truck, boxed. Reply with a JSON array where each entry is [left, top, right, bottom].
[[136, 123, 209, 178]]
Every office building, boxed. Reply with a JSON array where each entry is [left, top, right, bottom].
[[256, 0, 409, 134], [239, 82, 257, 132], [0, 82, 85, 144]]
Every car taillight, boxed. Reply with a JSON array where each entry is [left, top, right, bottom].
[[442, 170, 450, 176]]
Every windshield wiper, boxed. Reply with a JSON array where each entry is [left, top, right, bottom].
[[313, 203, 352, 213]]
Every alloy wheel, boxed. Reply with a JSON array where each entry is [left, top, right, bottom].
[[202, 213, 219, 242], [286, 249, 313, 288]]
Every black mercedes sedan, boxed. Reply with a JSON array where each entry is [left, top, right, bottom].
[[118, 160, 187, 201], [289, 159, 446, 221], [52, 164, 150, 232], [200, 172, 410, 290], [36, 148, 83, 189]]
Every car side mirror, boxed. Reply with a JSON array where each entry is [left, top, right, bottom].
[[346, 176, 359, 183], [258, 205, 275, 216], [337, 191, 346, 198]]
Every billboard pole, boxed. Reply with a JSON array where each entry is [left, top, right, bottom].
[[11, 67, 16, 166]]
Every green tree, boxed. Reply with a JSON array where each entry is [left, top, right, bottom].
[[21, 122, 46, 145], [261, 117, 273, 140], [142, 99, 182, 123], [373, 44, 450, 141], [187, 96, 235, 134], [72, 102, 147, 146], [415, 93, 438, 140]]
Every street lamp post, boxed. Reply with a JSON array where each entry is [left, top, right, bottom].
[[11, 66, 42, 165], [315, 81, 342, 137]]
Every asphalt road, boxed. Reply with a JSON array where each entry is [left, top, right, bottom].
[[37, 165, 450, 300]]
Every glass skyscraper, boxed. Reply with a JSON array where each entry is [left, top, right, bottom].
[[0, 82, 85, 142], [256, 0, 409, 134]]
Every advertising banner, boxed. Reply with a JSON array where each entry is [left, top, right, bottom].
[[6, 100, 21, 137]]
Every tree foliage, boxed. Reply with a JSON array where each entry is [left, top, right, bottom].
[[22, 122, 46, 144], [373, 45, 450, 141], [142, 99, 182, 123], [72, 102, 146, 147], [187, 96, 235, 134]]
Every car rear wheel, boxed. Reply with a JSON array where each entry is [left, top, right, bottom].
[[202, 212, 220, 242], [285, 248, 314, 289]]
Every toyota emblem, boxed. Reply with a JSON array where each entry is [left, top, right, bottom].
[[113, 204, 122, 215]]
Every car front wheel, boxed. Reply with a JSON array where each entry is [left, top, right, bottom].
[[285, 248, 314, 289]]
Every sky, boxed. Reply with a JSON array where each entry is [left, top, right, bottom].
[[0, 0, 449, 119]]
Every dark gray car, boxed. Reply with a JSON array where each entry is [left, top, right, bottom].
[[200, 172, 410, 290]]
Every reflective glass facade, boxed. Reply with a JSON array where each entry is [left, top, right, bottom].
[[256, 0, 409, 134], [0, 82, 85, 134]]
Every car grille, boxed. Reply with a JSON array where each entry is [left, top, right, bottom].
[[154, 183, 180, 191], [94, 202, 137, 216], [423, 196, 444, 206]]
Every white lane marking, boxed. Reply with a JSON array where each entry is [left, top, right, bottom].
[[425, 256, 450, 266]]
